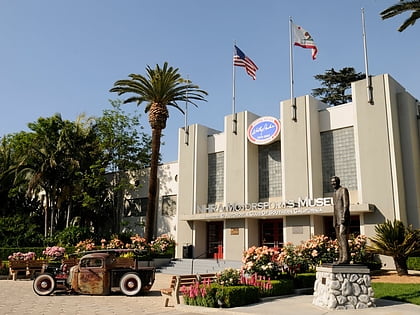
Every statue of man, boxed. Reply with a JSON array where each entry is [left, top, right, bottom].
[[331, 176, 350, 264]]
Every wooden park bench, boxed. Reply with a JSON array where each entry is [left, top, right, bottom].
[[161, 273, 216, 307], [9, 260, 48, 280], [27, 260, 46, 279], [8, 260, 28, 281]]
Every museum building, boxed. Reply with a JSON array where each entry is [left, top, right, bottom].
[[124, 74, 420, 262]]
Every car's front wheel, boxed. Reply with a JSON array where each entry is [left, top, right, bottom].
[[33, 273, 56, 296], [119, 273, 142, 296]]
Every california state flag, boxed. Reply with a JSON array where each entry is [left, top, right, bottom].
[[292, 23, 318, 60]]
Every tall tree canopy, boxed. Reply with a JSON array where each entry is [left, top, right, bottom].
[[110, 62, 208, 241], [0, 102, 152, 242], [381, 0, 420, 32], [311, 67, 365, 106]]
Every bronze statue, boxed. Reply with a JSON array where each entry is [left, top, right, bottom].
[[331, 176, 350, 264]]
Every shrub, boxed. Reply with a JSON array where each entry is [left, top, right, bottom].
[[369, 220, 420, 276], [242, 246, 282, 279], [297, 235, 337, 268], [8, 251, 36, 261], [150, 234, 176, 258], [215, 285, 260, 308], [259, 278, 294, 297], [55, 226, 93, 247], [216, 268, 241, 286], [43, 246, 66, 259], [278, 242, 310, 275], [75, 239, 97, 253], [181, 282, 218, 307], [407, 257, 420, 271], [293, 273, 316, 289], [276, 234, 381, 273], [0, 261, 8, 275]]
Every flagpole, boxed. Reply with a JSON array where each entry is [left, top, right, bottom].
[[184, 75, 189, 145], [289, 17, 297, 121], [232, 42, 237, 134], [362, 8, 374, 105]]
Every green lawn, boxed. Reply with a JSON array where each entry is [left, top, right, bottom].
[[372, 283, 420, 305]]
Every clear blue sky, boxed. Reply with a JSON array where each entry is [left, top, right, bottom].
[[1, 0, 418, 162]]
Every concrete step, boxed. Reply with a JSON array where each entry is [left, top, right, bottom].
[[157, 258, 242, 275]]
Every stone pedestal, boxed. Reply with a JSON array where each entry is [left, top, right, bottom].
[[313, 264, 375, 310]]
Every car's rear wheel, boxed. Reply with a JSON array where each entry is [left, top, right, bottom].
[[33, 273, 56, 296], [120, 273, 142, 296]]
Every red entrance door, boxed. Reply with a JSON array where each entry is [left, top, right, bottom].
[[207, 221, 223, 258], [260, 219, 283, 249]]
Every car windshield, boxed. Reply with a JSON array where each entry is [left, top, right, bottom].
[[80, 258, 103, 268]]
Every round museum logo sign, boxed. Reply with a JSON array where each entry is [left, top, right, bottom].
[[247, 116, 281, 145]]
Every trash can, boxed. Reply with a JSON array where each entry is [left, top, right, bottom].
[[182, 244, 193, 258]]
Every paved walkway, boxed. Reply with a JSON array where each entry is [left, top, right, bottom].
[[1, 273, 419, 315]]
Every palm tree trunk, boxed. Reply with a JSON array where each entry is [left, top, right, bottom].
[[394, 256, 409, 276], [145, 127, 161, 242]]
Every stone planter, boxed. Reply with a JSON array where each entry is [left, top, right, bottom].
[[313, 264, 375, 310]]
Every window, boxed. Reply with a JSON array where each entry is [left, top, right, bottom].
[[259, 141, 281, 199], [162, 195, 176, 216], [80, 258, 103, 268], [321, 127, 357, 193], [323, 215, 360, 238], [208, 152, 224, 204], [124, 198, 147, 217]]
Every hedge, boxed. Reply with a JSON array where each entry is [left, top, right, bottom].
[[183, 284, 260, 308], [0, 247, 76, 261], [407, 257, 420, 271], [293, 273, 316, 289], [259, 278, 294, 297]]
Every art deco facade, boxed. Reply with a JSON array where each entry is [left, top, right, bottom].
[[124, 74, 420, 262]]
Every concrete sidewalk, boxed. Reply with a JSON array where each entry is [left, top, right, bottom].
[[1, 273, 419, 315]]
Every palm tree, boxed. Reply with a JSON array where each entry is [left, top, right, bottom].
[[381, 0, 420, 32], [110, 62, 207, 241], [369, 219, 420, 275]]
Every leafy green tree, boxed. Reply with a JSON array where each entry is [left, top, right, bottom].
[[110, 62, 208, 241], [0, 215, 43, 247], [381, 0, 420, 32], [312, 67, 365, 106], [369, 220, 420, 276], [95, 100, 153, 232], [25, 114, 75, 236], [96, 99, 152, 172]]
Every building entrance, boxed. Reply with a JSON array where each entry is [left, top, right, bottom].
[[260, 219, 283, 249], [207, 221, 223, 258]]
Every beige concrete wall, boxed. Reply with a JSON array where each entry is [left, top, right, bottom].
[[225, 112, 246, 204], [193, 221, 207, 258], [244, 112, 260, 204], [156, 162, 179, 237], [224, 219, 245, 260], [396, 92, 420, 228], [352, 74, 413, 236], [284, 216, 311, 244], [312, 215, 325, 236], [246, 218, 259, 248], [280, 95, 323, 201], [176, 124, 216, 257]]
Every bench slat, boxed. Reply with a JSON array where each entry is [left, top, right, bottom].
[[161, 273, 217, 307]]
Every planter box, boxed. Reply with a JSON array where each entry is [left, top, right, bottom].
[[152, 258, 171, 268]]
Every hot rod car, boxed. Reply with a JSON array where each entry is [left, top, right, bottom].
[[32, 250, 155, 296]]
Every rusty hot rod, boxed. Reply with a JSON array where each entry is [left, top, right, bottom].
[[32, 250, 155, 296]]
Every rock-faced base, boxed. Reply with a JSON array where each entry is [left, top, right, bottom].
[[313, 264, 375, 310]]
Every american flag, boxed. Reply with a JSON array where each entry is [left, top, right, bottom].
[[233, 45, 258, 80]]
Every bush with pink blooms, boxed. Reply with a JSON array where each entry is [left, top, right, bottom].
[[242, 246, 282, 279], [8, 251, 36, 261], [43, 246, 66, 259], [244, 234, 380, 277]]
